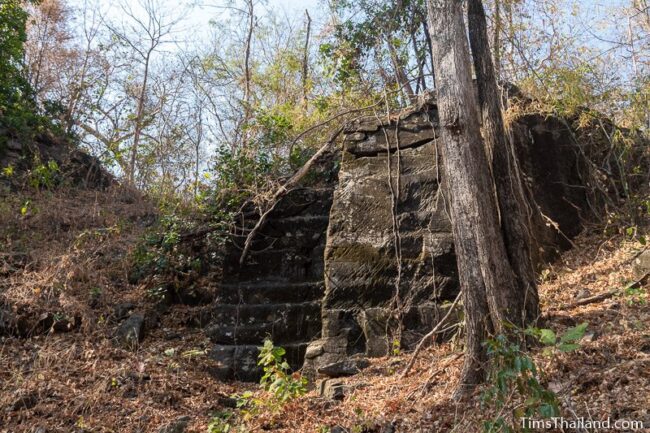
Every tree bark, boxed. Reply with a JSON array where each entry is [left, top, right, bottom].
[[386, 36, 416, 104], [493, 0, 502, 79], [468, 0, 539, 324], [128, 49, 151, 184], [302, 9, 311, 107], [425, 0, 523, 394]]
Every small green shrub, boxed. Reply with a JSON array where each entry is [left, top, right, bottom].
[[525, 322, 589, 355], [130, 214, 192, 282], [482, 335, 559, 433], [207, 411, 236, 433], [482, 323, 588, 433], [204, 341, 303, 433], [28, 158, 60, 190], [258, 338, 308, 403], [130, 205, 231, 290], [624, 284, 647, 306]]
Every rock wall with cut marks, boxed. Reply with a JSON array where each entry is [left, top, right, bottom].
[[206, 99, 596, 381], [303, 99, 593, 376]]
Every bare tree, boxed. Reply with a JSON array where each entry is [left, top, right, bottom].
[[468, 0, 539, 323], [425, 0, 527, 395], [24, 0, 72, 100], [104, 0, 185, 183], [243, 0, 254, 141], [301, 9, 311, 107]]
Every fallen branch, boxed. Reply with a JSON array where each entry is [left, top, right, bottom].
[[401, 290, 462, 378], [563, 272, 649, 309], [239, 127, 344, 265], [564, 289, 619, 309]]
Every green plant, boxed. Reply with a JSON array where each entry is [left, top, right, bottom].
[[526, 322, 589, 355], [28, 158, 60, 190], [75, 415, 89, 429], [130, 214, 187, 281], [204, 341, 306, 432], [539, 268, 552, 283], [391, 339, 401, 356], [2, 165, 14, 177], [482, 335, 560, 433], [625, 225, 647, 246], [258, 339, 308, 404], [146, 285, 168, 302], [482, 323, 588, 432], [0, 1, 53, 144], [19, 200, 30, 216], [207, 410, 235, 433], [624, 285, 647, 306]]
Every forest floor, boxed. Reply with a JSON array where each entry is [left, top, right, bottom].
[[1, 185, 649, 433]]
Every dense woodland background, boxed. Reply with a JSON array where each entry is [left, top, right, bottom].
[[2, 0, 648, 197]]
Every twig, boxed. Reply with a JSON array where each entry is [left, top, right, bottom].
[[418, 352, 463, 396], [239, 127, 344, 265], [286, 102, 383, 156], [401, 290, 462, 378], [287, 76, 430, 157], [564, 289, 619, 309], [563, 272, 649, 309], [405, 352, 463, 400]]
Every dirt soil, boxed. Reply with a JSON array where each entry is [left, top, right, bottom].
[[1, 186, 648, 432]]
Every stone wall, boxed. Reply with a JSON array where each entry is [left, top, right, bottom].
[[303, 100, 592, 376], [206, 150, 338, 381], [0, 127, 113, 191], [205, 100, 596, 381]]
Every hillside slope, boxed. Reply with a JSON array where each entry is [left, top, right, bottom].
[[0, 178, 648, 432]]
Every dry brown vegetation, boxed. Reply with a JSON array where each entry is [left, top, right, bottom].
[[1, 186, 649, 432]]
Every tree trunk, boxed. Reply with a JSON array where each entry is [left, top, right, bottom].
[[302, 9, 311, 108], [425, 0, 523, 394], [468, 0, 539, 324], [493, 0, 502, 79], [241, 0, 254, 148], [386, 36, 416, 104], [128, 49, 152, 184]]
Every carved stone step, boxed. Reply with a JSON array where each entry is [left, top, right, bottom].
[[206, 316, 320, 345], [215, 281, 324, 304], [210, 301, 321, 326], [208, 342, 309, 382]]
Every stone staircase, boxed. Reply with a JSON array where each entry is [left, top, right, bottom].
[[205, 172, 336, 381]]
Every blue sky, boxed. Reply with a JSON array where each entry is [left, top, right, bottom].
[[63, 0, 326, 54], [66, 0, 324, 28]]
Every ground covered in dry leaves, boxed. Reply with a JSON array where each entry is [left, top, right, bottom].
[[1, 186, 648, 432]]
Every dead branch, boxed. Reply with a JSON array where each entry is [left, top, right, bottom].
[[564, 289, 619, 309], [238, 127, 344, 265], [287, 101, 385, 157], [564, 272, 649, 309], [419, 352, 463, 396], [401, 290, 462, 378]]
